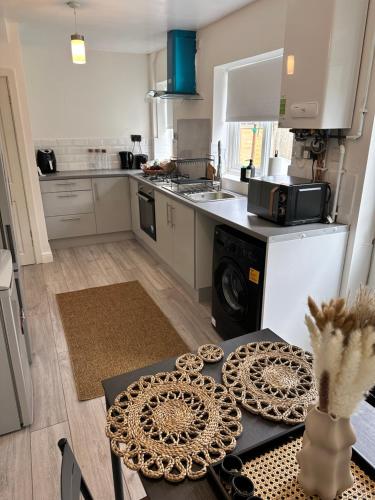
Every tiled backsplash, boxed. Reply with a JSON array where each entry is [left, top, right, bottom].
[[34, 137, 150, 171]]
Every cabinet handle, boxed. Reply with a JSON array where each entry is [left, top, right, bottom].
[[57, 194, 78, 198], [171, 206, 176, 229], [166, 203, 171, 226], [56, 182, 76, 186], [60, 216, 81, 222], [93, 182, 99, 201]]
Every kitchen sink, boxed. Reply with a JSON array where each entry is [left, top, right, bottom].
[[184, 191, 238, 202]]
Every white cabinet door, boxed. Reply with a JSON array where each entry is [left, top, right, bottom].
[[93, 177, 131, 234], [42, 190, 94, 217], [172, 201, 195, 288], [154, 191, 173, 264], [129, 178, 141, 236]]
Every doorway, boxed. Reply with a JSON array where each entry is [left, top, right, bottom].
[[0, 76, 35, 265]]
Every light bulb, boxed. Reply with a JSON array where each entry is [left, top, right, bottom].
[[71, 34, 86, 64]]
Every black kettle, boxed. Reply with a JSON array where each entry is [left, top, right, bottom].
[[119, 151, 134, 169]]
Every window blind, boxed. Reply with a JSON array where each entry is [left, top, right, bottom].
[[226, 56, 283, 122]]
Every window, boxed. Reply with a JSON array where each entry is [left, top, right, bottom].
[[225, 121, 293, 176], [154, 81, 173, 160], [213, 49, 294, 178]]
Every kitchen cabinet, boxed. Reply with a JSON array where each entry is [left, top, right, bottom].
[[92, 177, 131, 234], [155, 191, 195, 288], [42, 190, 94, 217], [129, 178, 141, 237], [41, 175, 132, 240], [154, 191, 173, 264], [40, 178, 92, 193], [45, 213, 96, 240]]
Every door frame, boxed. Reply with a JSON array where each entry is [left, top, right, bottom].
[[0, 68, 51, 264]]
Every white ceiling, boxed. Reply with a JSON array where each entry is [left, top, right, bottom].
[[0, 0, 255, 53]]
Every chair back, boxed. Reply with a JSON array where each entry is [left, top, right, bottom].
[[58, 438, 93, 500]]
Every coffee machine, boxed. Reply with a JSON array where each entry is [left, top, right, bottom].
[[36, 149, 57, 174]]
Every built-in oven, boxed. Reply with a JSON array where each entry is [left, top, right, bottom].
[[137, 181, 156, 241]]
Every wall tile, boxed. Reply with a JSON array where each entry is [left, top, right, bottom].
[[34, 137, 149, 171]]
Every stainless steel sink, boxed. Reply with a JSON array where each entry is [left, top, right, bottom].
[[184, 191, 238, 202]]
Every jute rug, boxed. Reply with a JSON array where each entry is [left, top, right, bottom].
[[56, 281, 188, 401]]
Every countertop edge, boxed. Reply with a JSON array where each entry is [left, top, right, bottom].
[[39, 169, 349, 242]]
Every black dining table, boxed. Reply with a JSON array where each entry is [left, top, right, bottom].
[[102, 328, 375, 500]]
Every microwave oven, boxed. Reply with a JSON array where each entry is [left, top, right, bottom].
[[247, 176, 329, 226]]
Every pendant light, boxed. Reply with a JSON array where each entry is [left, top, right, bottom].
[[67, 1, 86, 64]]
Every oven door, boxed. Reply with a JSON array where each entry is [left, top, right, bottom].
[[138, 191, 156, 241]]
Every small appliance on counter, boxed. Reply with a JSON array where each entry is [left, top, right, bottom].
[[36, 149, 57, 174], [119, 151, 134, 169], [134, 154, 148, 169], [247, 175, 329, 226]]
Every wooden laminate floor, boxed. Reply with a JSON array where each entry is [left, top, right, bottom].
[[0, 238, 220, 500]]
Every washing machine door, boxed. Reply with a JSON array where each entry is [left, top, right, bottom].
[[214, 258, 248, 320]]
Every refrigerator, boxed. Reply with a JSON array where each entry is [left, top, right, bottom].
[[0, 249, 33, 434], [0, 150, 32, 362], [0, 148, 33, 434]]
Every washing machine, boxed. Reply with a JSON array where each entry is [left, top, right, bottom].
[[211, 225, 266, 340]]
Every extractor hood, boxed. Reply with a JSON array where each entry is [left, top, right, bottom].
[[148, 30, 202, 100]]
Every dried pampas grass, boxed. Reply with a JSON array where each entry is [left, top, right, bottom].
[[351, 285, 375, 329], [306, 287, 375, 419]]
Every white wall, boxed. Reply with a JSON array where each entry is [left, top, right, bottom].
[[151, 0, 287, 122], [0, 20, 51, 263], [151, 0, 375, 297], [22, 44, 151, 140]]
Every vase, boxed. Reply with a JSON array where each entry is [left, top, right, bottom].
[[297, 405, 356, 500]]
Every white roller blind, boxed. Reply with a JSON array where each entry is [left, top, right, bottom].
[[226, 56, 283, 122]]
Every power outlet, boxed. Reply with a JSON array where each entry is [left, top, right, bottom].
[[131, 134, 141, 142]]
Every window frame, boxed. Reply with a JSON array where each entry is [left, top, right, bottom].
[[225, 121, 273, 177]]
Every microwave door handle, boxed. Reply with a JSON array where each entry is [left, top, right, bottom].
[[268, 187, 279, 217]]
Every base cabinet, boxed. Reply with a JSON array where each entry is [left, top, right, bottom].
[[130, 178, 141, 237], [155, 191, 195, 288], [154, 192, 173, 264], [93, 177, 131, 234], [41, 176, 131, 240]]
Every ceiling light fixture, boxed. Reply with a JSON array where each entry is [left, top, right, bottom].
[[67, 1, 86, 64]]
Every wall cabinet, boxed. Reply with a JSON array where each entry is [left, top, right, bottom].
[[92, 177, 131, 234], [155, 191, 195, 288]]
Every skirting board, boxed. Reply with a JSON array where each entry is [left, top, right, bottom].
[[49, 231, 134, 250]]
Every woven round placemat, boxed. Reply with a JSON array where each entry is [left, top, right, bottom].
[[106, 370, 243, 482], [241, 436, 375, 499], [198, 344, 224, 363], [175, 352, 204, 372], [222, 341, 317, 424]]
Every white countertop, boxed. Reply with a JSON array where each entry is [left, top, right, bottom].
[[39, 169, 349, 243]]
